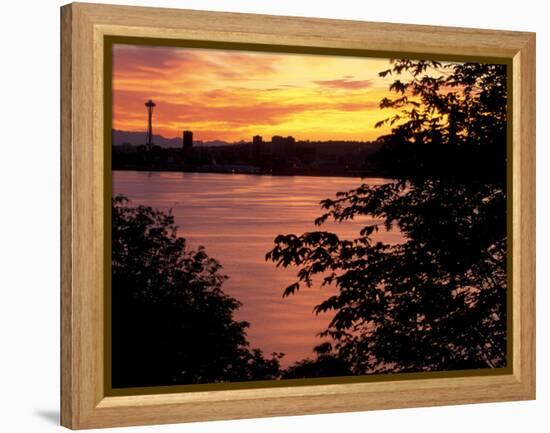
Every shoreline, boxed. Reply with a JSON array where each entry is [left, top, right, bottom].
[[111, 165, 392, 179]]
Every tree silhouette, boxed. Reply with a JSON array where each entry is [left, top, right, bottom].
[[267, 60, 507, 375], [282, 342, 352, 379], [112, 195, 282, 388]]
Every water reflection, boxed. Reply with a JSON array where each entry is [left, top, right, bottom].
[[113, 171, 400, 366]]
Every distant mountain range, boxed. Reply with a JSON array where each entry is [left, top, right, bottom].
[[112, 129, 232, 148], [112, 129, 381, 150]]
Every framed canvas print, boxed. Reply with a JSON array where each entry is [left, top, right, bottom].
[[60, 3, 536, 429]]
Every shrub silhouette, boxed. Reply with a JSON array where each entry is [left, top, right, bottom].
[[112, 195, 282, 387]]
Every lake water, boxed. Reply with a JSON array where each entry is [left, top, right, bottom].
[[112, 171, 401, 366]]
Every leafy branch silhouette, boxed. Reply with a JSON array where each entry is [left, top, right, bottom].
[[267, 60, 508, 375]]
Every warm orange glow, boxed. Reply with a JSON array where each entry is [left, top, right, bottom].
[[112, 44, 402, 142]]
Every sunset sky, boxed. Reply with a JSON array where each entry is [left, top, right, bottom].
[[112, 44, 402, 142]]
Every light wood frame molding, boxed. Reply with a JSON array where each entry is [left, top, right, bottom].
[[60, 2, 536, 429]]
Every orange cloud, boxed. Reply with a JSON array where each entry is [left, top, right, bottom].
[[112, 44, 400, 142], [313, 78, 372, 89]]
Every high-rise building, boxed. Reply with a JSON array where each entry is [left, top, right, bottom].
[[250, 135, 263, 159], [271, 135, 295, 157], [253, 135, 263, 146], [183, 130, 193, 149], [183, 130, 193, 162]]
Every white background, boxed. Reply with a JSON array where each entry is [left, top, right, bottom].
[[0, 0, 546, 431]]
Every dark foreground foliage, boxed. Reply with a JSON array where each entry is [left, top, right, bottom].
[[112, 195, 282, 388], [267, 60, 508, 375]]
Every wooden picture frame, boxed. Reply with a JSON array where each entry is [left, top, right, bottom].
[[61, 2, 536, 429]]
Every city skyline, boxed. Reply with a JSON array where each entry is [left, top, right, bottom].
[[112, 126, 381, 146], [112, 44, 404, 142]]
